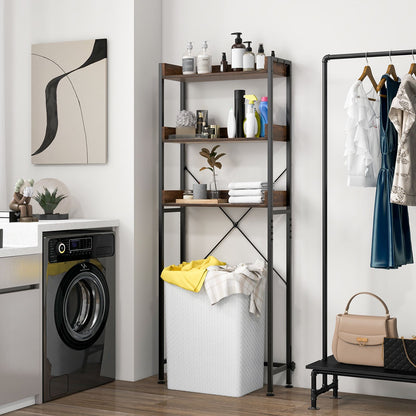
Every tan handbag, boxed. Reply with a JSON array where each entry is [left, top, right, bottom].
[[332, 292, 398, 367]]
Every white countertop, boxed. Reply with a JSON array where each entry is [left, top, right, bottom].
[[0, 219, 119, 258]]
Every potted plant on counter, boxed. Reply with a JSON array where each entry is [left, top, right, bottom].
[[33, 187, 68, 220]]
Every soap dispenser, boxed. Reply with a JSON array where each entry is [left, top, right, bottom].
[[256, 43, 265, 70], [243, 41, 255, 71], [182, 41, 196, 75], [197, 41, 212, 74], [231, 32, 245, 71]]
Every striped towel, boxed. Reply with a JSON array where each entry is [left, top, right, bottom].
[[204, 259, 266, 316], [228, 189, 264, 196], [228, 181, 267, 190], [229, 196, 264, 204]]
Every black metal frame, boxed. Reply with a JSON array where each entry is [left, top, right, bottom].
[[158, 57, 294, 395], [306, 49, 416, 410]]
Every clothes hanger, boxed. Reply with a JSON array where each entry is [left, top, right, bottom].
[[357, 53, 378, 101], [408, 49, 416, 76], [358, 53, 378, 91], [376, 51, 398, 93]]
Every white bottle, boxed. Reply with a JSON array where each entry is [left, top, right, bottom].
[[256, 43, 265, 70], [227, 108, 236, 138], [244, 107, 256, 138], [182, 41, 196, 75], [197, 41, 212, 74], [243, 41, 255, 71]]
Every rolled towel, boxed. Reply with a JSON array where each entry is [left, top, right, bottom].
[[228, 189, 264, 196], [228, 181, 267, 190], [229, 196, 264, 204]]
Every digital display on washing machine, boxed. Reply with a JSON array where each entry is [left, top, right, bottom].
[[69, 237, 92, 252]]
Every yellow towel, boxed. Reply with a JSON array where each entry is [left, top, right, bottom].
[[161, 256, 226, 292]]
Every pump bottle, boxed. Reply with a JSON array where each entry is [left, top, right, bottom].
[[197, 41, 212, 74], [231, 32, 245, 71], [182, 41, 196, 75], [256, 44, 265, 70], [243, 94, 261, 138], [243, 41, 255, 71]]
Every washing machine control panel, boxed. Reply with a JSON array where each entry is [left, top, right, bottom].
[[48, 233, 114, 263]]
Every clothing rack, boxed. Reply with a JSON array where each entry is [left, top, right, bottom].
[[306, 49, 416, 410]]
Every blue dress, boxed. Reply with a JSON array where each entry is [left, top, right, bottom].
[[370, 75, 413, 269]]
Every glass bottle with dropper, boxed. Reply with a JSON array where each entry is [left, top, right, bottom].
[[182, 42, 196, 75]]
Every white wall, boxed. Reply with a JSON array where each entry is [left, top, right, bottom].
[[0, 1, 6, 208], [3, 0, 160, 382], [162, 0, 416, 400], [134, 0, 162, 378]]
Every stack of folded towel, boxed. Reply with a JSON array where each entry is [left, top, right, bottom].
[[228, 181, 267, 204]]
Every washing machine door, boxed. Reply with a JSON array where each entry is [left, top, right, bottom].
[[54, 262, 109, 350]]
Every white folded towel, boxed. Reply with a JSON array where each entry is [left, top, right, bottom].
[[228, 181, 267, 190], [229, 196, 264, 204], [228, 189, 264, 196]]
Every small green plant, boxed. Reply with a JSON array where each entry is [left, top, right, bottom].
[[199, 145, 226, 193], [33, 187, 67, 214]]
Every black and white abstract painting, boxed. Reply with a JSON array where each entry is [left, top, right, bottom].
[[31, 39, 107, 164]]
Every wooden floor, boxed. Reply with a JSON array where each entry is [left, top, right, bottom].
[[8, 376, 416, 416]]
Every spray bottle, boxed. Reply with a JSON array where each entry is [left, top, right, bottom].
[[243, 94, 261, 138]]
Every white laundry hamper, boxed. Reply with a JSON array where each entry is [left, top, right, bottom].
[[165, 282, 265, 397]]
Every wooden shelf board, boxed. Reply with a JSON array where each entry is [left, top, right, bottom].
[[162, 125, 287, 143], [163, 190, 287, 208], [164, 202, 287, 208], [161, 58, 288, 82]]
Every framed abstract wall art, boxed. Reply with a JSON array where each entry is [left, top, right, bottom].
[[31, 39, 107, 164]]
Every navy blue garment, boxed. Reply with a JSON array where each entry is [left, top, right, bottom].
[[371, 75, 413, 269]]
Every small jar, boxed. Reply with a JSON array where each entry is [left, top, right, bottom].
[[209, 125, 218, 139], [183, 190, 193, 200]]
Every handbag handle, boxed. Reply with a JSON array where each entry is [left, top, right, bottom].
[[401, 337, 416, 369], [344, 292, 390, 317]]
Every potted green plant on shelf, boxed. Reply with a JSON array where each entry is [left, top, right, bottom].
[[199, 145, 226, 199], [33, 187, 68, 220]]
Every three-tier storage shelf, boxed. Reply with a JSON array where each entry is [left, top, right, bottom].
[[158, 57, 294, 395]]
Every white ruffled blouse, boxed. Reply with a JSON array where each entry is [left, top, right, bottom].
[[344, 81, 381, 187]]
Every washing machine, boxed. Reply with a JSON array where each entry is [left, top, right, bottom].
[[42, 229, 115, 402]]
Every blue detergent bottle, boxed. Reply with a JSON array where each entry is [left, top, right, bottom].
[[259, 96, 268, 137]]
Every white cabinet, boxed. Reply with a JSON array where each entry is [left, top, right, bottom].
[[0, 255, 41, 411]]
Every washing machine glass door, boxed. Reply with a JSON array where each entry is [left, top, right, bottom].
[[55, 263, 109, 350]]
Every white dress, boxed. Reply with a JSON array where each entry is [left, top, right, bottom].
[[389, 74, 416, 205], [344, 80, 381, 187]]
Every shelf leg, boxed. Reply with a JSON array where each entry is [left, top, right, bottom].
[[330, 375, 341, 400], [309, 370, 320, 410]]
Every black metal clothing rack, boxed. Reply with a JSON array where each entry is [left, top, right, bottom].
[[158, 58, 295, 395], [306, 49, 416, 410]]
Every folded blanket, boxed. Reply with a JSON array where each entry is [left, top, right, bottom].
[[204, 259, 266, 316], [228, 189, 264, 196], [161, 256, 225, 292], [229, 196, 264, 204], [228, 181, 267, 190]]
